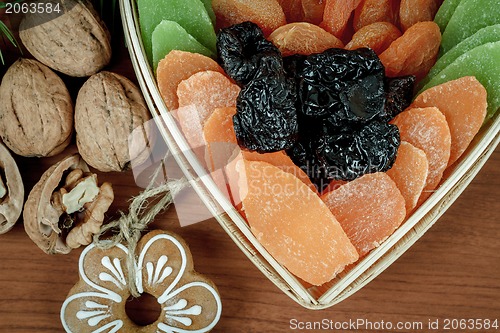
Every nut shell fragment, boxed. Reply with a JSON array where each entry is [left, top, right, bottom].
[[75, 71, 152, 172], [19, 0, 112, 77], [0, 142, 24, 234], [0, 58, 73, 157]]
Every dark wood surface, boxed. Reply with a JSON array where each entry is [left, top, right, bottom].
[[0, 12, 499, 333]]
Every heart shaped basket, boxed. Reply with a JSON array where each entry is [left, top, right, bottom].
[[119, 0, 500, 309]]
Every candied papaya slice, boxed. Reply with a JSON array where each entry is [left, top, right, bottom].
[[203, 107, 238, 172], [353, 0, 399, 32], [268, 22, 344, 57], [138, 0, 216, 63], [321, 0, 362, 39], [321, 173, 406, 257], [390, 107, 451, 203], [237, 160, 359, 285], [156, 50, 224, 112], [412, 77, 487, 166], [420, 24, 500, 88], [386, 142, 429, 215], [399, 0, 440, 32], [440, 0, 500, 55], [212, 0, 286, 36], [379, 21, 441, 81], [420, 41, 500, 118], [151, 21, 214, 71], [241, 150, 318, 194], [177, 70, 240, 126], [345, 22, 402, 54], [434, 0, 462, 33]]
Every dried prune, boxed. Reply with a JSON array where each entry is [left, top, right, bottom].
[[234, 74, 298, 153], [296, 48, 386, 126], [378, 75, 416, 122], [217, 21, 282, 86], [288, 121, 400, 183]]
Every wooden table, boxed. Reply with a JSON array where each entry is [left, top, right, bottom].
[[0, 18, 499, 333]]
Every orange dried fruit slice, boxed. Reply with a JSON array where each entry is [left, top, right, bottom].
[[203, 107, 238, 172], [277, 0, 304, 22], [241, 150, 318, 194], [237, 160, 359, 285], [212, 0, 287, 36], [268, 22, 344, 57], [156, 50, 223, 111], [411, 76, 488, 166], [345, 22, 402, 54], [301, 0, 326, 25], [386, 141, 429, 216], [399, 0, 440, 31], [321, 172, 406, 257], [321, 0, 362, 39], [353, 0, 399, 32], [379, 21, 441, 81], [390, 107, 451, 203], [177, 70, 240, 126]]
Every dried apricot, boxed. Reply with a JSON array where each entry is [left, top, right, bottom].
[[237, 159, 359, 285], [379, 21, 441, 81], [212, 0, 287, 36], [269, 22, 344, 56], [390, 107, 451, 203], [399, 0, 440, 31], [302, 0, 326, 25], [353, 0, 399, 32], [156, 50, 223, 111], [412, 76, 487, 166], [321, 172, 406, 257], [241, 150, 318, 193], [177, 70, 241, 126], [386, 141, 429, 215], [321, 0, 362, 39], [345, 22, 402, 54], [277, 0, 304, 22]]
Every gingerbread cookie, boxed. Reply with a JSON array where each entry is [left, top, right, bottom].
[[61, 230, 222, 332]]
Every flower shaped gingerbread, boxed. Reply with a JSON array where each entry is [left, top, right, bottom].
[[61, 230, 222, 332]]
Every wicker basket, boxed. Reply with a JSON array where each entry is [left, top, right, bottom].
[[119, 0, 500, 309]]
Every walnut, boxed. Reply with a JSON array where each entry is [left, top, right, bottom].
[[0, 141, 24, 234], [0, 58, 73, 157], [75, 71, 152, 172], [23, 154, 114, 254], [19, 0, 111, 77]]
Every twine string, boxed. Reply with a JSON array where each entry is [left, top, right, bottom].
[[93, 164, 189, 298]]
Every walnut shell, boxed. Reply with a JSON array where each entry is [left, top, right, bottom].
[[0, 58, 73, 157], [19, 0, 111, 77], [0, 141, 24, 234], [24, 154, 114, 254], [75, 71, 152, 172]]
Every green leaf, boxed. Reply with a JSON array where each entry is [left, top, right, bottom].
[[0, 20, 21, 65]]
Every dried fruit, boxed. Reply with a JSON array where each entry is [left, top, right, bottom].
[[19, 0, 111, 77], [203, 107, 238, 172], [234, 74, 298, 152], [301, 0, 327, 25], [321, 172, 406, 256], [217, 21, 282, 86], [0, 142, 24, 234], [345, 21, 402, 54], [412, 76, 487, 166], [0, 58, 73, 157], [399, 0, 440, 31], [235, 159, 359, 285], [434, 0, 461, 33], [269, 22, 344, 57], [296, 48, 386, 125], [75, 72, 152, 172], [390, 107, 451, 203], [353, 0, 399, 32], [321, 0, 362, 39], [24, 154, 114, 254], [386, 141, 429, 215], [156, 50, 224, 111], [377, 75, 416, 123], [379, 21, 441, 81], [212, 0, 286, 36], [277, 0, 305, 22]]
